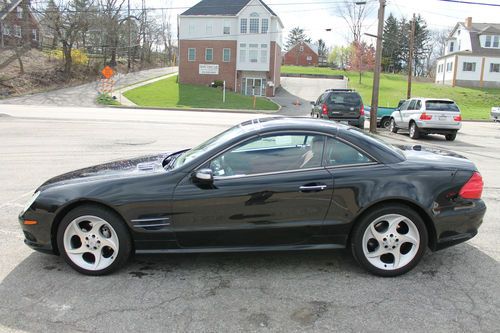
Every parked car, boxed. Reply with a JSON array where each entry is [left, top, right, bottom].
[[389, 98, 462, 141], [491, 107, 500, 122], [365, 100, 405, 128], [310, 89, 365, 129], [19, 118, 485, 277]]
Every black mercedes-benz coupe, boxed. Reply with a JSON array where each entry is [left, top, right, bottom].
[[19, 117, 486, 276]]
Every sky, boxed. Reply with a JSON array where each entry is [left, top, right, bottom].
[[139, 0, 500, 47]]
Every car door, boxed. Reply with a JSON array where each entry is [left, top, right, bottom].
[[402, 99, 417, 126], [314, 93, 326, 117], [395, 100, 410, 127], [171, 133, 334, 248]]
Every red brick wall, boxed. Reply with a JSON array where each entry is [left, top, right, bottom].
[[268, 41, 281, 97], [178, 40, 237, 91], [283, 42, 318, 66], [1, 1, 40, 48]]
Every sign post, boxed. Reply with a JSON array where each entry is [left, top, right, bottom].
[[223, 80, 226, 103]]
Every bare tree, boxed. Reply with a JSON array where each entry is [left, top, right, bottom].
[[336, 0, 375, 44]]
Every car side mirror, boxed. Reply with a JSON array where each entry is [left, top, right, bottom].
[[193, 168, 214, 184]]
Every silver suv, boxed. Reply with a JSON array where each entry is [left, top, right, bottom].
[[389, 98, 462, 141]]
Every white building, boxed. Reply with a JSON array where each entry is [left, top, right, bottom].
[[436, 17, 500, 88], [178, 0, 284, 97]]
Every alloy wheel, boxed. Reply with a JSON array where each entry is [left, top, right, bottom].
[[361, 214, 420, 270], [63, 215, 119, 271]]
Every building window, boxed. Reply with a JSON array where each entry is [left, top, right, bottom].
[[240, 19, 247, 34], [260, 50, 267, 63], [240, 49, 246, 62], [223, 21, 230, 35], [494, 36, 499, 48], [249, 18, 259, 34], [249, 45, 258, 63], [32, 29, 37, 41], [223, 48, 231, 62], [449, 41, 454, 52], [205, 48, 213, 62], [206, 24, 212, 34], [299, 45, 304, 52], [189, 24, 195, 35], [188, 48, 196, 61], [2, 24, 10, 36], [261, 19, 268, 34], [437, 64, 442, 73], [446, 62, 453, 72], [462, 62, 476, 72], [14, 25, 21, 38], [490, 63, 500, 72], [17, 7, 23, 19], [485, 35, 491, 47]]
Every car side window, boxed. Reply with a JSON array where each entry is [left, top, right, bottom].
[[208, 134, 326, 177], [415, 100, 422, 110], [316, 93, 326, 105], [399, 100, 410, 111], [323, 137, 373, 167], [408, 100, 417, 110]]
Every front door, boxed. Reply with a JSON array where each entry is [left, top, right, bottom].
[[244, 78, 264, 96], [171, 133, 334, 248]]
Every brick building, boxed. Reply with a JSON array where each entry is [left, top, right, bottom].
[[178, 0, 283, 97], [0, 0, 40, 48], [283, 41, 319, 66]]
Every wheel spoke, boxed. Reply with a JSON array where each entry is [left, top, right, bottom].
[[399, 233, 418, 246], [68, 222, 87, 239], [369, 223, 384, 243], [67, 246, 88, 254], [100, 237, 118, 252], [90, 219, 106, 233], [393, 249, 401, 268], [387, 215, 403, 234], [366, 246, 387, 259], [92, 250, 102, 270]]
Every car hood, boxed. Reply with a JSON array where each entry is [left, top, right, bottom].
[[398, 145, 475, 171], [38, 152, 171, 190]]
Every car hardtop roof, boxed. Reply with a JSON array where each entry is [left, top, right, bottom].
[[238, 116, 344, 133], [324, 88, 356, 92], [409, 97, 456, 102]]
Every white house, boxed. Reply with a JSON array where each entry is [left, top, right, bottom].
[[436, 17, 500, 88], [178, 0, 284, 97]]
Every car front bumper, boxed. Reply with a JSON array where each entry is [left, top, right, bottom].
[[19, 211, 57, 255]]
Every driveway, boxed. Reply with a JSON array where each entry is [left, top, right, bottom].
[[0, 105, 498, 332], [0, 67, 178, 107]]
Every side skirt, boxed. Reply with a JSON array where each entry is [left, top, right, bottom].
[[135, 243, 345, 254]]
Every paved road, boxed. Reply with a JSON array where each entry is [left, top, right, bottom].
[[280, 77, 348, 102], [0, 105, 498, 332], [0, 67, 178, 107]]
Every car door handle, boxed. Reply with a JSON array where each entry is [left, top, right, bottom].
[[299, 185, 327, 192]]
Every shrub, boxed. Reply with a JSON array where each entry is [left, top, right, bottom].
[[46, 49, 89, 65]]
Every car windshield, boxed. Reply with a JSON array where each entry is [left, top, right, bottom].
[[425, 100, 459, 112], [328, 92, 361, 106], [172, 124, 248, 169]]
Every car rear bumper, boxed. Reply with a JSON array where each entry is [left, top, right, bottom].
[[415, 121, 461, 134], [432, 199, 486, 251], [491, 112, 500, 122], [323, 116, 365, 127]]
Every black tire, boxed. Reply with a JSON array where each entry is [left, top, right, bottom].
[[409, 122, 420, 139], [358, 122, 365, 129], [445, 132, 457, 141], [389, 118, 398, 133], [57, 205, 132, 276], [380, 117, 391, 129], [350, 204, 428, 277]]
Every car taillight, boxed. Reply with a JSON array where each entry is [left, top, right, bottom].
[[360, 104, 365, 116], [454, 115, 462, 121], [420, 112, 432, 120], [322, 103, 328, 115], [459, 172, 483, 199]]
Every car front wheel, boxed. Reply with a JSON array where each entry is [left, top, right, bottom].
[[409, 122, 420, 139], [381, 117, 391, 129], [389, 118, 398, 133], [350, 204, 428, 277], [57, 205, 132, 276]]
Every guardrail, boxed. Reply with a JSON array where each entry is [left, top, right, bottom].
[[281, 73, 347, 80]]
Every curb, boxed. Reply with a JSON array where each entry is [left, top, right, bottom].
[[105, 104, 280, 114]]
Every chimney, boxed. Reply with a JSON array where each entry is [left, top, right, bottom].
[[465, 17, 472, 29]]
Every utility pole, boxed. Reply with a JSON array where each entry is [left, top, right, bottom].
[[369, 0, 386, 134], [407, 13, 416, 99]]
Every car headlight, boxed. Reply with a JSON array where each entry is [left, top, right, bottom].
[[21, 191, 40, 215]]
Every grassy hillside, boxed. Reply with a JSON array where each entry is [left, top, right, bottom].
[[282, 66, 500, 120], [124, 75, 279, 111]]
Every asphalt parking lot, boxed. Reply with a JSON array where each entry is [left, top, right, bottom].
[[0, 106, 499, 332]]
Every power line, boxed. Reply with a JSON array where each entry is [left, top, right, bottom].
[[436, 0, 500, 7]]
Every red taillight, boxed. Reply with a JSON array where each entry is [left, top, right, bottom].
[[360, 104, 365, 116], [454, 115, 462, 121], [420, 112, 432, 121], [322, 103, 328, 115], [459, 172, 484, 199]]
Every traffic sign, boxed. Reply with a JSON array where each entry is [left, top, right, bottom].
[[101, 66, 114, 79]]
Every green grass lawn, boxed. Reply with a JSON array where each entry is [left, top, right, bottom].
[[123, 75, 279, 111], [282, 65, 500, 120]]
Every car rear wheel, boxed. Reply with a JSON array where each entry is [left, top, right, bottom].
[[57, 205, 132, 276], [350, 204, 428, 277], [389, 118, 398, 133], [380, 117, 391, 129], [445, 132, 457, 141], [409, 122, 420, 139]]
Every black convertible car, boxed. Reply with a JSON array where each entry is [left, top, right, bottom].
[[19, 117, 486, 276]]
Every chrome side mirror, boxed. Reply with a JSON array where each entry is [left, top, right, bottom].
[[193, 168, 214, 184]]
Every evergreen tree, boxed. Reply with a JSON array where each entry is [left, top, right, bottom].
[[382, 13, 399, 72], [285, 27, 311, 50]]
